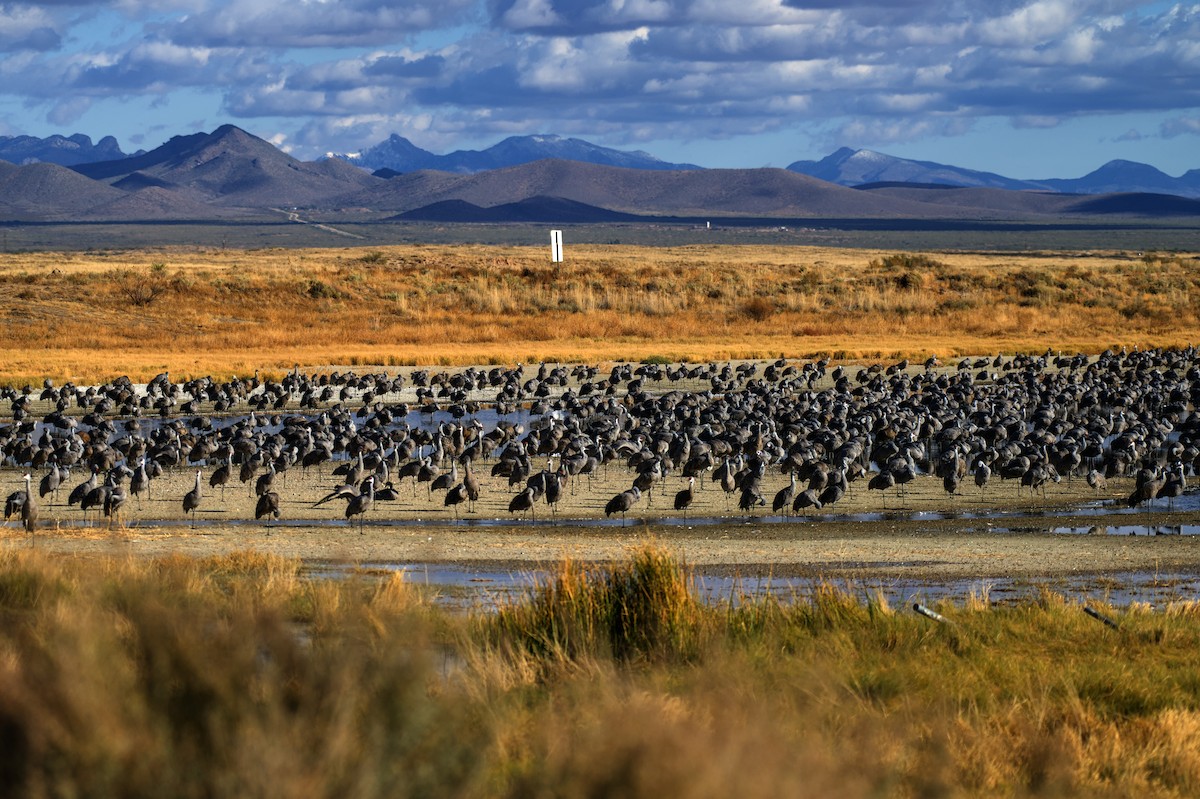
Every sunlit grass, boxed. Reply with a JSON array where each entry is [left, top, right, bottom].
[[0, 244, 1196, 382], [5, 547, 1196, 796]]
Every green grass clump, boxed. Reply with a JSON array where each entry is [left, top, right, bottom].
[[485, 545, 707, 664]]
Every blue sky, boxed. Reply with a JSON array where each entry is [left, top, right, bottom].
[[0, 0, 1196, 178]]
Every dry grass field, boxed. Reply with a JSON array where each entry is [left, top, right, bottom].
[[0, 243, 1196, 383]]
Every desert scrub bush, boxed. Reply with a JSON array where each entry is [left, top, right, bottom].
[[869, 253, 947, 270], [112, 266, 170, 308], [304, 279, 347, 300], [740, 296, 777, 322]]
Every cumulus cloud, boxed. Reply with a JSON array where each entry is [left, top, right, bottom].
[[0, 5, 63, 52], [1160, 117, 1200, 138], [0, 0, 1196, 164], [47, 95, 91, 125], [71, 40, 219, 92], [163, 0, 477, 48], [491, 0, 678, 33]]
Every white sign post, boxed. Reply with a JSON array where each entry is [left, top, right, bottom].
[[550, 230, 564, 263]]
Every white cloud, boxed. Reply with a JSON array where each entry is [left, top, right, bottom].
[[977, 0, 1077, 47], [48, 95, 91, 125], [1160, 116, 1200, 137], [500, 0, 564, 29]]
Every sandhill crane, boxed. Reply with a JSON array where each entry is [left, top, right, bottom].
[[868, 469, 896, 508], [239, 455, 260, 495], [104, 484, 128, 528], [463, 460, 481, 513], [417, 458, 440, 495], [508, 486, 536, 521], [395, 455, 425, 494], [256, 491, 281, 532], [372, 481, 400, 501], [818, 479, 846, 510], [210, 460, 232, 501], [674, 477, 695, 518], [1127, 465, 1166, 530], [4, 489, 27, 525], [1157, 462, 1187, 511], [604, 485, 641, 526], [792, 488, 822, 515], [340, 453, 366, 489], [773, 472, 797, 516], [431, 460, 458, 493], [38, 464, 63, 503], [544, 468, 566, 520], [68, 468, 98, 508], [130, 458, 151, 503], [312, 481, 360, 507], [738, 476, 766, 515], [974, 460, 992, 495], [81, 476, 112, 527], [183, 470, 202, 527], [254, 462, 276, 498], [444, 482, 469, 520], [20, 473, 37, 534], [345, 477, 375, 533]]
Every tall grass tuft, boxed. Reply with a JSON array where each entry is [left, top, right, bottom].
[[0, 549, 486, 798], [485, 545, 707, 665]]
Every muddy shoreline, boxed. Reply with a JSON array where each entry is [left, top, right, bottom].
[[9, 497, 1200, 585]]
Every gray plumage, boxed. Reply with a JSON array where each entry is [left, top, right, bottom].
[[183, 469, 202, 524], [20, 474, 37, 533]]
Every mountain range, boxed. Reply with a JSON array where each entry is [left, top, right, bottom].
[[0, 125, 1195, 223], [2, 127, 1197, 198], [787, 147, 1200, 198], [0, 133, 131, 167], [338, 133, 701, 174]]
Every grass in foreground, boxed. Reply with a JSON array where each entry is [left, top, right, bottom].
[[1, 546, 1200, 797], [0, 244, 1197, 382]]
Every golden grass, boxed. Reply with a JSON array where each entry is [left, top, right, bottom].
[[3, 546, 1200, 797], [1, 243, 1197, 382]]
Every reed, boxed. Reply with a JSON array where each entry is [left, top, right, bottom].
[[2, 546, 1200, 796], [482, 545, 708, 665]]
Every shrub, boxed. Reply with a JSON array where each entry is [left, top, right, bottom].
[[741, 297, 776, 322], [113, 267, 169, 307]]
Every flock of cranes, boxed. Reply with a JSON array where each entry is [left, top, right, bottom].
[[2, 346, 1198, 533]]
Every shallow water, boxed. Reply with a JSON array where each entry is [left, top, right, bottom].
[[1048, 524, 1200, 536], [63, 486, 1198, 531], [306, 560, 1200, 611]]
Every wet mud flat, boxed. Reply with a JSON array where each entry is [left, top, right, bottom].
[[9, 481, 1200, 609]]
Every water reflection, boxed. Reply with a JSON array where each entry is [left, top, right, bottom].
[[307, 560, 1200, 612]]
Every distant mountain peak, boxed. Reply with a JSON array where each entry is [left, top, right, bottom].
[[72, 124, 378, 205], [1087, 159, 1172, 177], [790, 147, 1200, 198], [332, 132, 700, 174], [791, 148, 1046, 191], [847, 149, 889, 164], [0, 131, 130, 167]]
